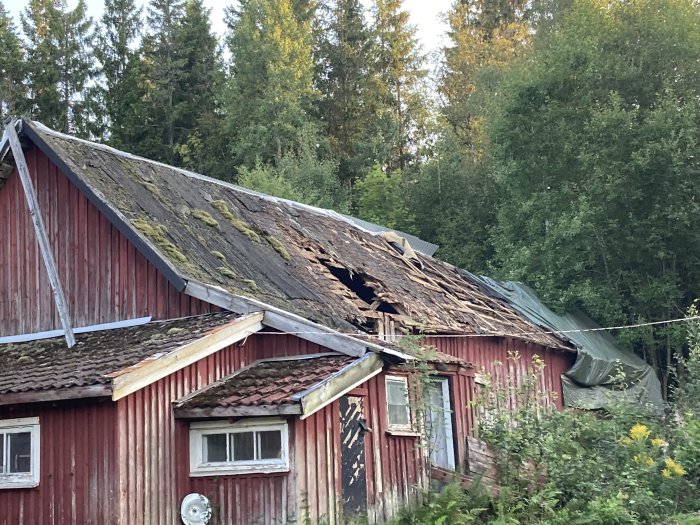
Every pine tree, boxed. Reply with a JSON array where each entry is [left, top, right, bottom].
[[371, 0, 426, 171], [224, 0, 318, 167], [22, 0, 94, 135], [142, 0, 185, 163], [22, 0, 62, 128], [439, 0, 530, 147], [94, 0, 143, 148], [171, 0, 226, 177], [316, 0, 376, 184], [0, 2, 26, 118]]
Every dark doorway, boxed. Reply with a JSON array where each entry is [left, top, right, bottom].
[[339, 395, 368, 521]]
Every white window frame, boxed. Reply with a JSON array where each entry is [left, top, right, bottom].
[[385, 375, 413, 431], [0, 417, 40, 489], [189, 418, 289, 477]]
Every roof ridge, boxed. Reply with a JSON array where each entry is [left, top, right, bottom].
[[27, 120, 385, 239]]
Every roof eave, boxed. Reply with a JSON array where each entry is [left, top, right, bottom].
[[0, 385, 112, 406], [174, 404, 302, 418]]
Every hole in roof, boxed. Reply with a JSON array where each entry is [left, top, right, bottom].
[[376, 302, 399, 314], [321, 261, 376, 305]]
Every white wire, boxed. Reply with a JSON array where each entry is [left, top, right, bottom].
[[256, 315, 700, 339]]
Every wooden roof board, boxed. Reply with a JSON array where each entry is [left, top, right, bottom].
[[25, 121, 570, 350]]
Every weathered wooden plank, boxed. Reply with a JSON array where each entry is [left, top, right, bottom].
[[110, 312, 264, 400], [298, 352, 383, 418], [5, 121, 75, 347], [0, 385, 111, 405]]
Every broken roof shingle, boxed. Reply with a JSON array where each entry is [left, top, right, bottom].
[[0, 312, 242, 394], [27, 121, 570, 350], [176, 354, 357, 410]]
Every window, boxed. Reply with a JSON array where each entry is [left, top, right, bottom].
[[189, 419, 289, 476], [386, 376, 412, 430], [0, 417, 40, 489]]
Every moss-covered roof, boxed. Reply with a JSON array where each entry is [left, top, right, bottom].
[[176, 354, 356, 410], [26, 121, 569, 350], [0, 312, 241, 394]]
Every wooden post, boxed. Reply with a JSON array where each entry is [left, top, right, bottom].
[[4, 120, 75, 348]]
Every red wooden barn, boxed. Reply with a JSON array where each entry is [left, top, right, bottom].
[[0, 119, 576, 524]]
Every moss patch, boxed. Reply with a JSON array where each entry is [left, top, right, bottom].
[[217, 266, 237, 279], [242, 279, 258, 291], [191, 209, 220, 229], [142, 181, 160, 197], [167, 327, 186, 336], [211, 250, 227, 262], [265, 235, 292, 261], [131, 217, 188, 264], [210, 200, 261, 242]]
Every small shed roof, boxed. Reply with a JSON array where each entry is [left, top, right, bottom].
[[175, 352, 385, 419], [0, 312, 263, 404]]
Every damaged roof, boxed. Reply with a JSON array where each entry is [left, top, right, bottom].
[[0, 312, 243, 396], [21, 120, 570, 350]]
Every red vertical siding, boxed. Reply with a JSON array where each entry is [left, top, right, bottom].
[[426, 337, 575, 412], [116, 333, 331, 525], [0, 400, 118, 525], [0, 146, 213, 336], [292, 404, 341, 523]]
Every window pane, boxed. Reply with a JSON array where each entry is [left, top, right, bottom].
[[388, 404, 410, 426], [8, 432, 31, 473], [203, 434, 227, 463], [0, 434, 4, 474], [232, 432, 254, 461], [387, 380, 408, 404], [258, 431, 282, 459]]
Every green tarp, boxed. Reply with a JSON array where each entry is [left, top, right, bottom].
[[475, 277, 664, 411]]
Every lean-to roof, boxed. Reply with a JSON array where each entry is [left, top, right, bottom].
[[0, 312, 243, 395]]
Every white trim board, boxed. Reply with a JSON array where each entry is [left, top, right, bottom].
[[109, 312, 264, 400]]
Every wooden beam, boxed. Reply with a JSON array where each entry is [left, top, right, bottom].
[[5, 119, 76, 348], [185, 280, 387, 358], [0, 385, 112, 406], [173, 404, 301, 419], [296, 352, 384, 419], [110, 312, 264, 400]]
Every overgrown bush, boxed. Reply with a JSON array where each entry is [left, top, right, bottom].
[[394, 310, 700, 524]]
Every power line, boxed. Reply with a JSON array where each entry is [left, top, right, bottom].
[[257, 315, 700, 340]]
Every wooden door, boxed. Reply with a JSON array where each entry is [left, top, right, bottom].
[[339, 395, 368, 521]]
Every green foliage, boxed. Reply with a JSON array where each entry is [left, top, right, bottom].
[[354, 166, 413, 230], [0, 3, 26, 118], [224, 0, 319, 168], [485, 0, 700, 393], [93, 0, 143, 145], [371, 0, 427, 172], [407, 127, 497, 273], [21, 0, 95, 135], [170, 0, 226, 178], [237, 132, 350, 212], [315, 0, 378, 184], [391, 483, 489, 525], [398, 328, 700, 523]]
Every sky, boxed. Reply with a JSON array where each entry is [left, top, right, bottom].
[[8, 0, 453, 54]]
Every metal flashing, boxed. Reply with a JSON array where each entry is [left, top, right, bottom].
[[0, 317, 152, 344]]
